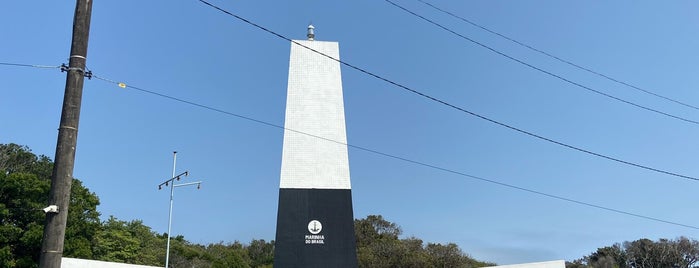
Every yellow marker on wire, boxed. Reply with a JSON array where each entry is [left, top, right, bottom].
[[118, 82, 126, 88]]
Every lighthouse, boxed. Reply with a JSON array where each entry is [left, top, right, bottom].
[[273, 25, 358, 267]]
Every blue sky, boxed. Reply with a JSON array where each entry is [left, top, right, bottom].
[[2, 0, 699, 265]]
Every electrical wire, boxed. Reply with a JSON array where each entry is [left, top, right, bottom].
[[93, 75, 281, 129], [3, 60, 694, 229], [91, 72, 698, 230], [0, 62, 61, 69], [195, 0, 699, 182], [1, 48, 696, 229], [416, 0, 699, 111], [384, 0, 699, 126]]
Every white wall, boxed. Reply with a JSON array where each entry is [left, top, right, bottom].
[[61, 257, 161, 268], [487, 260, 566, 268], [61, 257, 565, 268]]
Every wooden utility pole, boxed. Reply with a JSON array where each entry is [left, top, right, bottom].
[[39, 0, 93, 267]]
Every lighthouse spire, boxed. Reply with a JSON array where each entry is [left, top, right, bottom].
[[307, 24, 315, 40]]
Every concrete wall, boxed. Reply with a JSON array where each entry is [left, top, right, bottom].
[[487, 260, 566, 268], [61, 257, 161, 268]]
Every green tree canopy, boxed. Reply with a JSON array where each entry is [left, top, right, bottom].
[[568, 237, 699, 268], [354, 215, 494, 268], [0, 143, 101, 268], [2, 143, 497, 268]]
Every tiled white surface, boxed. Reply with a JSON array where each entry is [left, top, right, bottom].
[[62, 258, 160, 268], [487, 260, 565, 268], [279, 40, 351, 189]]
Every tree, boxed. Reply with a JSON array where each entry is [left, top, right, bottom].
[[63, 179, 101, 259], [355, 215, 404, 268], [93, 216, 141, 263], [0, 143, 101, 267], [569, 237, 699, 268], [2, 144, 498, 267], [675, 236, 699, 268], [355, 215, 401, 246], [354, 215, 493, 268], [205, 242, 250, 268], [585, 244, 627, 268], [247, 239, 274, 267], [0, 172, 49, 267], [166, 236, 208, 268], [427, 242, 471, 268], [398, 237, 432, 268], [92, 216, 165, 266], [0, 143, 53, 180], [625, 238, 656, 268]]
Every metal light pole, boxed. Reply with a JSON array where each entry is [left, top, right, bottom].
[[158, 151, 202, 268], [165, 151, 177, 268]]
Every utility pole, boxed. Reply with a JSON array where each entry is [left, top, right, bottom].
[[157, 152, 203, 268], [166, 151, 178, 268], [39, 0, 93, 267]]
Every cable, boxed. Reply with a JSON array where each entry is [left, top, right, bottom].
[[0, 62, 61, 69], [195, 0, 699, 182], [92, 72, 698, 230], [416, 0, 699, 111], [384, 0, 699, 126], [93, 75, 282, 130], [351, 145, 699, 230], [1, 32, 694, 229]]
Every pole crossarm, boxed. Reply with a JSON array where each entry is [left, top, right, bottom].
[[157, 152, 204, 268], [157, 171, 189, 190], [174, 181, 203, 188]]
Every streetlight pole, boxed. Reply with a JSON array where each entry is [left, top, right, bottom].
[[165, 151, 176, 268], [158, 152, 202, 268]]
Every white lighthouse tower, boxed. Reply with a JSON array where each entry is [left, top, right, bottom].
[[274, 25, 358, 267]]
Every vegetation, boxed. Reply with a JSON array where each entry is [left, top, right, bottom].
[[566, 237, 699, 268], [0, 143, 100, 267], [0, 143, 274, 268], [355, 215, 494, 268], [8, 143, 698, 268], [0, 143, 491, 267]]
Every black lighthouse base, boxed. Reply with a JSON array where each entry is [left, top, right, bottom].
[[274, 188, 358, 268]]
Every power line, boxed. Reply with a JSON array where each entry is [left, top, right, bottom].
[[383, 0, 699, 126], [92, 75, 282, 129], [416, 0, 699, 111], [195, 0, 699, 182], [4, 59, 694, 229], [0, 62, 61, 69], [91, 72, 698, 230]]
